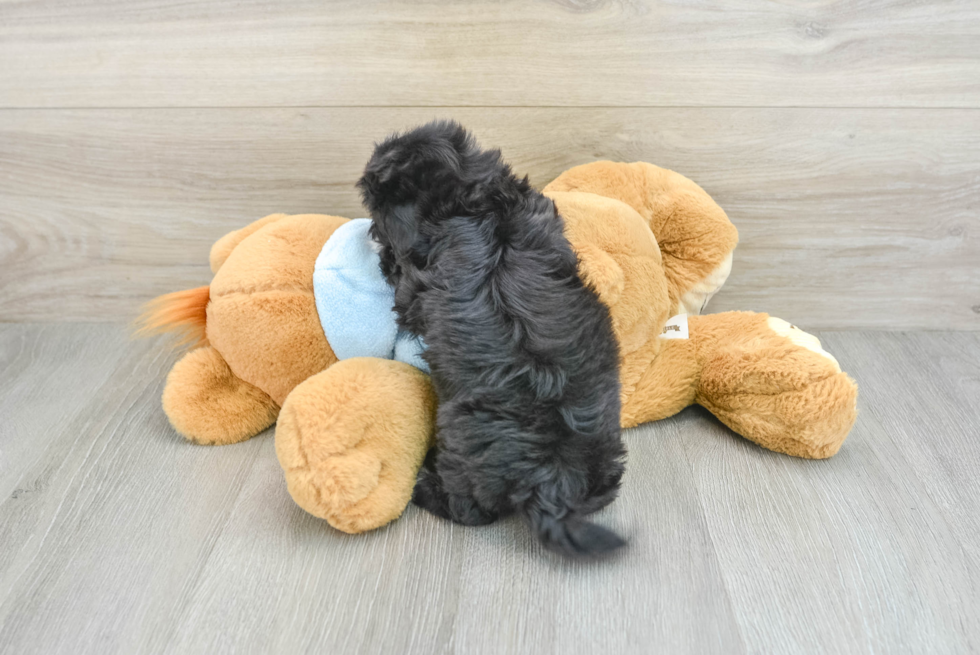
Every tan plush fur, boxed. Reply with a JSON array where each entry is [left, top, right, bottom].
[[690, 313, 857, 459], [621, 313, 857, 459], [209, 213, 290, 274], [276, 358, 437, 533], [163, 345, 279, 445], [146, 161, 858, 533], [545, 161, 739, 315], [549, 191, 670, 407], [207, 214, 343, 405]]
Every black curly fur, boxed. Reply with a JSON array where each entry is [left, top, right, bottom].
[[357, 120, 626, 557]]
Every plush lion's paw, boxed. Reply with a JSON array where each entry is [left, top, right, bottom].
[[765, 316, 842, 372], [696, 313, 857, 459], [163, 346, 279, 445], [274, 358, 436, 534]]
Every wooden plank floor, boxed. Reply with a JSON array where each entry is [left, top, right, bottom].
[[1, 324, 977, 654]]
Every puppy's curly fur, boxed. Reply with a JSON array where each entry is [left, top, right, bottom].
[[358, 121, 626, 557]]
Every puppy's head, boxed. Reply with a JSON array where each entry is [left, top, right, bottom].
[[357, 120, 503, 281]]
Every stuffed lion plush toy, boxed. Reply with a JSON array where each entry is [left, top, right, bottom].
[[140, 161, 858, 534]]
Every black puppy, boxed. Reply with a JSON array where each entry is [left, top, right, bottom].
[[357, 121, 626, 557]]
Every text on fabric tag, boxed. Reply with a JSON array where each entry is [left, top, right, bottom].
[[660, 314, 689, 340]]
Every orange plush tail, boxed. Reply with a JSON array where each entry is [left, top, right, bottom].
[[134, 285, 210, 348]]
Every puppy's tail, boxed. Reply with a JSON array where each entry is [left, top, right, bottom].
[[522, 483, 626, 558]]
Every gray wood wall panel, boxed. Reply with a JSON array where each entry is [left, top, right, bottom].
[[1, 0, 979, 108], [2, 108, 977, 329]]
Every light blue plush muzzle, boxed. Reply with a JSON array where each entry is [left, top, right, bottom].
[[312, 218, 429, 372]]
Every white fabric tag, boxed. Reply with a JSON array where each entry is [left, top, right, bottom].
[[660, 313, 689, 340]]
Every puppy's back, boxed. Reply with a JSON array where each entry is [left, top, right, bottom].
[[359, 120, 626, 557]]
